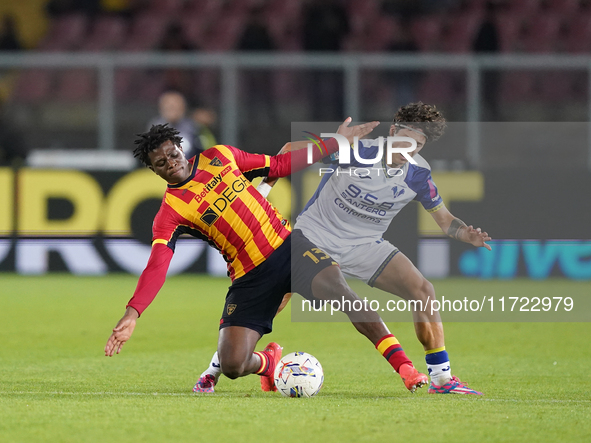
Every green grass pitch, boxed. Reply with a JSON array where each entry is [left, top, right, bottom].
[[1, 274, 590, 442]]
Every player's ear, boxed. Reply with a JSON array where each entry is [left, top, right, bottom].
[[389, 124, 396, 136]]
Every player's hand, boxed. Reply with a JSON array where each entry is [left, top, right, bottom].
[[465, 225, 492, 251], [104, 307, 139, 357], [337, 117, 380, 144]]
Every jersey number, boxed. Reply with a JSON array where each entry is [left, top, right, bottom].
[[303, 248, 330, 264]]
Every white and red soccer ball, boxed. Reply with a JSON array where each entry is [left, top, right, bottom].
[[274, 351, 324, 398]]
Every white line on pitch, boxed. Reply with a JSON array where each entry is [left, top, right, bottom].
[[0, 391, 192, 397], [1, 392, 590, 403]]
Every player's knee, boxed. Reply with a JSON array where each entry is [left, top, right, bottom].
[[322, 280, 351, 302], [416, 278, 435, 302], [311, 266, 349, 300], [220, 360, 246, 379], [221, 366, 243, 380]]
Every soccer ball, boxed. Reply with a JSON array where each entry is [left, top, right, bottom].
[[274, 351, 324, 398]]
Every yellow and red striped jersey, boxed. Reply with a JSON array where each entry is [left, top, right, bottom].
[[126, 138, 339, 315], [152, 145, 291, 280]]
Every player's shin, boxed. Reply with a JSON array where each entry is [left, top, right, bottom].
[[253, 350, 275, 376], [343, 303, 417, 376], [375, 333, 412, 373], [256, 342, 282, 392], [345, 307, 412, 372]]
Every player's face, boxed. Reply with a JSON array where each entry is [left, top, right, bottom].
[[148, 140, 190, 184], [387, 125, 427, 167]]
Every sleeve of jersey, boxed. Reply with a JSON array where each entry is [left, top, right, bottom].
[[222, 145, 272, 181], [321, 138, 351, 165], [268, 138, 339, 178], [126, 243, 173, 316], [414, 173, 444, 213]]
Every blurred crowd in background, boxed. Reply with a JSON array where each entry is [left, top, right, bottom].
[[0, 0, 590, 166], [5, 0, 590, 54]]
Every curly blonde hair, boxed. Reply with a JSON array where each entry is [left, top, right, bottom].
[[392, 102, 447, 141]]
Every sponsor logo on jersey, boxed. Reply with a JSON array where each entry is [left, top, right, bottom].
[[391, 186, 406, 199], [200, 207, 219, 226], [194, 165, 232, 204], [209, 157, 223, 166], [198, 174, 250, 224]]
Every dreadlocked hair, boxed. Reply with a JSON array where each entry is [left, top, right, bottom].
[[133, 124, 183, 167], [392, 102, 447, 141]]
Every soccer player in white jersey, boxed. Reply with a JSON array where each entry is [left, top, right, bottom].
[[197, 103, 490, 395], [292, 102, 490, 394]]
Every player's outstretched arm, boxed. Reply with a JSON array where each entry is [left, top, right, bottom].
[[105, 307, 139, 357], [104, 244, 173, 356], [431, 205, 492, 250], [260, 118, 380, 194], [275, 117, 380, 156]]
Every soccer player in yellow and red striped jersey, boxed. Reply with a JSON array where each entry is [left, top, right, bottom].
[[104, 121, 428, 394], [131, 142, 292, 309]]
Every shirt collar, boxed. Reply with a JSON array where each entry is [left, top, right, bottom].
[[167, 156, 197, 189]]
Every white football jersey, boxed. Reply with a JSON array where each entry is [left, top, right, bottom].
[[295, 138, 443, 249]]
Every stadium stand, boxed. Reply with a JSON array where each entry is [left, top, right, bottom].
[[441, 10, 483, 53], [520, 12, 562, 53], [37, 13, 88, 51], [10, 1, 591, 58], [507, 0, 542, 18], [494, 11, 523, 52], [54, 69, 96, 102], [562, 11, 591, 53], [362, 15, 400, 52], [6, 0, 590, 127], [410, 15, 445, 52], [546, 0, 580, 16], [499, 71, 535, 104], [12, 69, 55, 102], [119, 12, 170, 51], [145, 0, 184, 15], [81, 15, 128, 51]]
